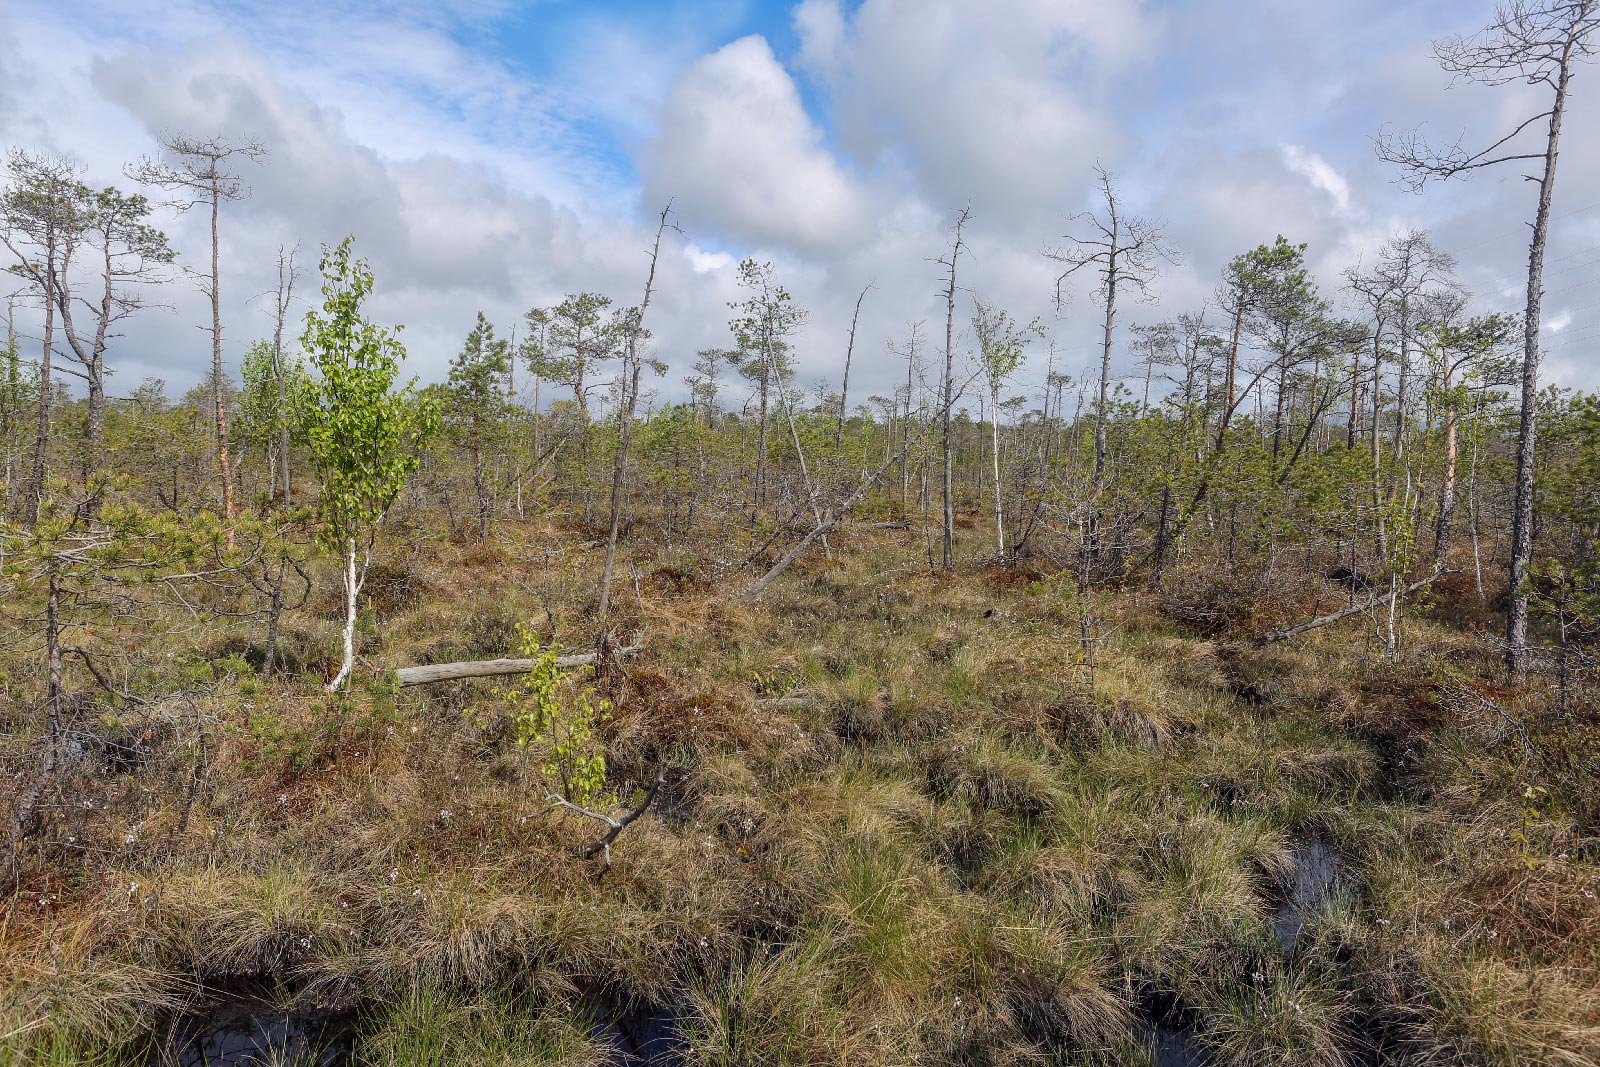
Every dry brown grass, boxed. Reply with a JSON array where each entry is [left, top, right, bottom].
[[3, 522, 1598, 1065]]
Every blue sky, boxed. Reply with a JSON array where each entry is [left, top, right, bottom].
[[2, 0, 1597, 405]]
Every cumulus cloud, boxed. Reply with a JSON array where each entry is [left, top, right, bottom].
[[1, 0, 1596, 411], [792, 0, 1161, 231], [641, 35, 874, 256]]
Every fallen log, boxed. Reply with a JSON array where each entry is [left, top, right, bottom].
[[1250, 570, 1451, 647], [393, 644, 644, 687], [754, 694, 818, 710]]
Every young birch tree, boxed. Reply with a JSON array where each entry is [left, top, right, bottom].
[[297, 237, 437, 692], [973, 300, 1041, 563]]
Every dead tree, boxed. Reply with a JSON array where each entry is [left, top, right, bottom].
[[599, 202, 677, 619], [835, 281, 874, 452], [392, 643, 644, 687], [544, 764, 666, 870], [937, 207, 971, 571], [1044, 165, 1179, 495], [129, 134, 267, 537], [266, 245, 300, 506], [741, 370, 980, 602], [1376, 0, 1599, 680]]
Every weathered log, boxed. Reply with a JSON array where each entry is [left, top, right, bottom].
[[1251, 571, 1450, 647], [393, 645, 644, 687], [754, 694, 818, 710]]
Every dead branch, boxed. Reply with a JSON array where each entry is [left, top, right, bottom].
[[545, 764, 666, 869], [1251, 570, 1453, 646]]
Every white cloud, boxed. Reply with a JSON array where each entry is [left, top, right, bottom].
[[793, 0, 1161, 231], [3, 0, 1598, 408], [641, 35, 874, 256], [1280, 144, 1356, 218], [792, 0, 846, 77], [686, 247, 736, 274]]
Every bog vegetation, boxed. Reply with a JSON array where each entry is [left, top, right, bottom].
[[2, 3, 1599, 1066]]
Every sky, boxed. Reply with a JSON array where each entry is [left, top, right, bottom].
[[2, 0, 1598, 413]]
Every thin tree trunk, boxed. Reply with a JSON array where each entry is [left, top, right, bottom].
[[1434, 368, 1458, 562], [901, 340, 915, 509], [272, 247, 296, 507], [744, 429, 924, 603], [990, 386, 1005, 561], [1218, 301, 1242, 452], [330, 538, 360, 692], [941, 212, 968, 571], [25, 235, 55, 528], [599, 204, 671, 619], [210, 181, 236, 540], [752, 363, 769, 527], [1094, 258, 1117, 487], [771, 347, 829, 556], [836, 283, 870, 452], [1508, 46, 1572, 682]]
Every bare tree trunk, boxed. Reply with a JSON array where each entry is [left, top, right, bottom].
[[901, 337, 915, 508], [1370, 324, 1389, 559], [600, 204, 672, 619], [272, 246, 296, 507], [1508, 50, 1571, 682], [745, 436, 912, 602], [1252, 569, 1446, 646], [7, 563, 65, 880], [1468, 391, 1486, 603], [1434, 372, 1459, 562], [1347, 344, 1361, 450], [990, 384, 1005, 561], [3, 299, 18, 518], [1219, 301, 1241, 451], [752, 363, 769, 527], [836, 283, 870, 451], [771, 348, 829, 556], [394, 644, 644, 686], [1394, 298, 1411, 478], [209, 181, 236, 541], [330, 537, 360, 692], [263, 556, 287, 674], [941, 210, 969, 571], [1094, 249, 1118, 487]]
